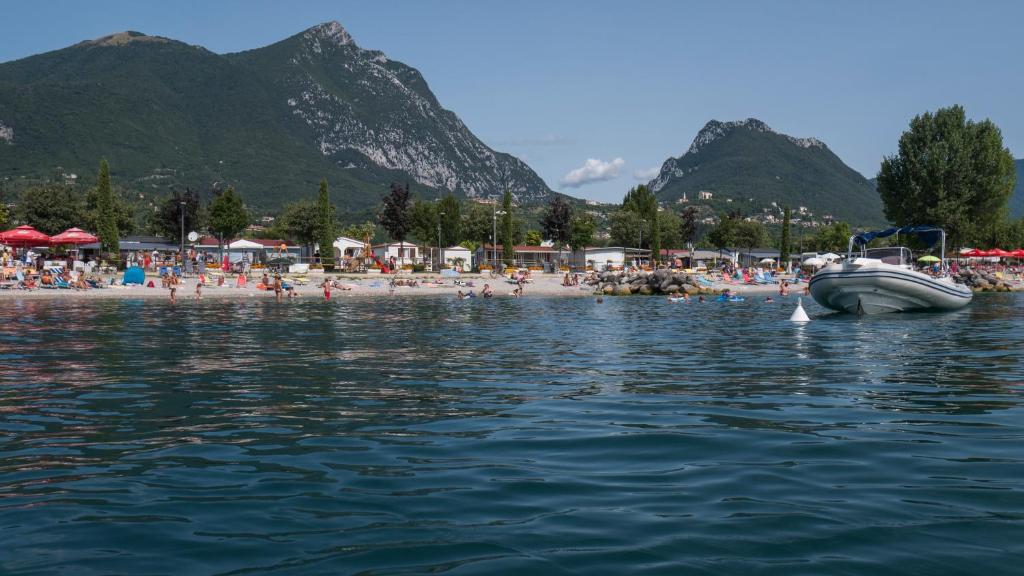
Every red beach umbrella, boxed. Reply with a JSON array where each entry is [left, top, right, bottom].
[[1011, 249, 1024, 258], [962, 248, 985, 257], [49, 227, 98, 246], [0, 225, 51, 247], [991, 248, 1012, 258]]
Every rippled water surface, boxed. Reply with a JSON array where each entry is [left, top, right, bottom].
[[2, 294, 1024, 575]]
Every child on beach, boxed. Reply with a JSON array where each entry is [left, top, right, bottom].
[[195, 280, 202, 301], [320, 278, 332, 301], [169, 275, 178, 304]]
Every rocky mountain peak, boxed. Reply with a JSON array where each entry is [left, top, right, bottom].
[[687, 117, 824, 155], [82, 31, 170, 48], [304, 21, 355, 49]]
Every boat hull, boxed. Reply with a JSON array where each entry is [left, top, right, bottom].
[[809, 263, 972, 314]]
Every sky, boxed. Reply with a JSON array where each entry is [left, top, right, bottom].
[[3, 0, 1023, 202]]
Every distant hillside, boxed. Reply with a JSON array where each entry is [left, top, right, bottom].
[[0, 23, 553, 213], [648, 118, 885, 225]]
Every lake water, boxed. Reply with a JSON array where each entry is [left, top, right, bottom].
[[1, 294, 1023, 575]]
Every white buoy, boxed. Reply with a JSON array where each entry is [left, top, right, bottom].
[[789, 297, 810, 322]]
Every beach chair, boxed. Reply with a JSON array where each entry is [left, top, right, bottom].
[[763, 270, 779, 284], [16, 271, 37, 290], [53, 276, 71, 289], [696, 275, 715, 287], [743, 271, 756, 284], [753, 270, 770, 284]]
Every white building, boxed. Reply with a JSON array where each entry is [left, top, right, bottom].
[[333, 236, 366, 262], [698, 191, 713, 200], [573, 246, 652, 271], [442, 245, 473, 270], [372, 242, 422, 266]]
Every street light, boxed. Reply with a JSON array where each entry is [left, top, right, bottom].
[[493, 206, 506, 270], [438, 211, 445, 271], [179, 200, 186, 263]]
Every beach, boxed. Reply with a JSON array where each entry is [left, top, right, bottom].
[[0, 271, 790, 300]]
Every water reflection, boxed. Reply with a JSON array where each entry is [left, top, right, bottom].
[[1, 294, 1023, 574]]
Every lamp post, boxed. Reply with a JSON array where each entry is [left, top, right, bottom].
[[179, 200, 186, 262], [438, 211, 445, 271], [493, 207, 506, 270]]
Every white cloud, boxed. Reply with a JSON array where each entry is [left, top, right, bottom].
[[560, 157, 625, 188], [633, 166, 660, 181]]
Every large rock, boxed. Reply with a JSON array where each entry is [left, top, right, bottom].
[[602, 284, 615, 294], [638, 285, 653, 295], [664, 284, 681, 294], [615, 285, 632, 296], [683, 284, 700, 295]]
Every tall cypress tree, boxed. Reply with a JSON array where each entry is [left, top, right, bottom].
[[95, 159, 119, 257], [779, 207, 792, 267], [316, 178, 336, 271], [501, 189, 514, 267]]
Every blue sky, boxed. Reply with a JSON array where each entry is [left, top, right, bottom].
[[3, 0, 1022, 202]]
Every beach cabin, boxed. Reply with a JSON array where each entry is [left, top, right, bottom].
[[372, 242, 422, 266], [442, 245, 473, 271], [333, 236, 366, 262], [736, 248, 781, 267], [477, 244, 565, 270], [660, 248, 728, 270], [573, 247, 652, 271]]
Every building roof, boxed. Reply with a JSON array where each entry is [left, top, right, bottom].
[[196, 236, 294, 248], [480, 244, 561, 253], [372, 242, 421, 249]]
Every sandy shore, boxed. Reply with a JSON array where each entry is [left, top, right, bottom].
[[0, 272, 791, 300]]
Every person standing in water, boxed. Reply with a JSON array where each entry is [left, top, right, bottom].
[[320, 278, 332, 301], [273, 274, 284, 302], [194, 279, 202, 301], [169, 274, 178, 304]]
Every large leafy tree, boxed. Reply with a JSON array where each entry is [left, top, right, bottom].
[[568, 213, 596, 269], [409, 199, 438, 258], [541, 196, 572, 247], [95, 160, 120, 255], [461, 202, 493, 247], [438, 194, 461, 247], [734, 220, 768, 254], [877, 105, 1016, 247], [379, 183, 413, 264], [150, 188, 199, 245], [16, 184, 82, 235], [316, 179, 336, 270], [608, 209, 646, 248], [705, 212, 741, 255], [658, 209, 682, 251], [501, 190, 514, 266], [679, 206, 699, 247], [278, 199, 319, 254], [342, 221, 377, 243], [524, 230, 543, 246], [813, 221, 852, 252], [621, 185, 660, 261], [208, 186, 249, 249]]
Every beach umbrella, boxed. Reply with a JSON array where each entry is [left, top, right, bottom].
[[1011, 249, 1024, 258], [0, 225, 51, 247], [802, 257, 826, 268], [759, 257, 776, 264], [991, 248, 1012, 258], [49, 227, 98, 246], [820, 252, 841, 262], [917, 255, 940, 263], [963, 248, 985, 257]]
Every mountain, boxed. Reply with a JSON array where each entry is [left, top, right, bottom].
[[1012, 159, 1024, 219], [648, 118, 884, 225], [0, 23, 552, 213]]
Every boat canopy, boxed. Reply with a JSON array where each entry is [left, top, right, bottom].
[[852, 225, 943, 247]]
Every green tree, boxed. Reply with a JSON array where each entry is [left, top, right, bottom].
[[813, 221, 852, 252], [95, 160, 120, 255], [735, 220, 768, 254], [679, 206, 699, 246], [342, 221, 377, 243], [779, 207, 792, 262], [438, 193, 462, 246], [461, 202, 493, 247], [279, 199, 320, 251], [16, 184, 82, 235], [409, 199, 439, 264], [316, 179, 336, 270], [877, 105, 1016, 247], [705, 213, 740, 257], [608, 209, 646, 248], [0, 202, 7, 229], [658, 209, 682, 251], [149, 189, 198, 245], [208, 186, 250, 251], [501, 190, 514, 266], [540, 196, 572, 246], [524, 230, 543, 245], [621, 185, 660, 261], [379, 183, 413, 265], [568, 213, 596, 269]]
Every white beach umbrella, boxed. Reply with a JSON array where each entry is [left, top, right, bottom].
[[802, 257, 826, 268]]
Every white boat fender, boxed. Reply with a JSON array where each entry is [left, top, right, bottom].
[[789, 297, 810, 323]]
